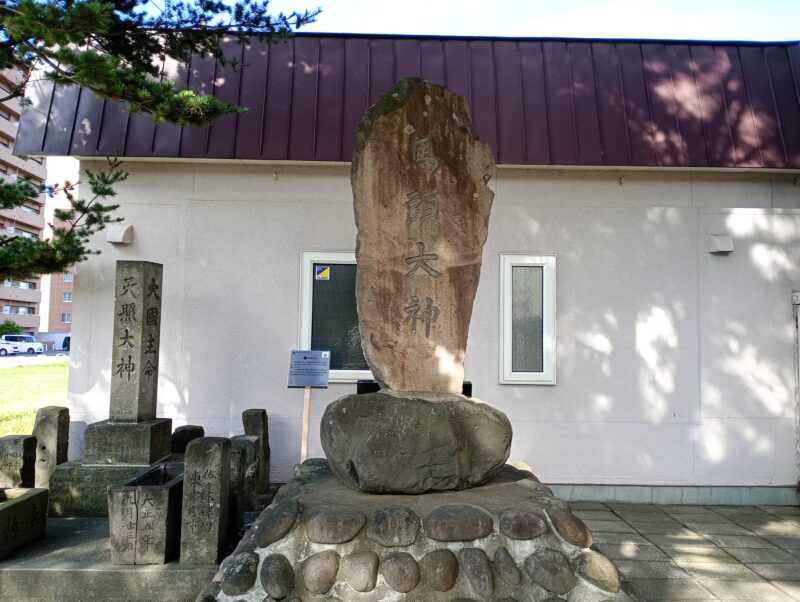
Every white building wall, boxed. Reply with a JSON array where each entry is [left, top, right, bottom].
[[67, 161, 800, 486]]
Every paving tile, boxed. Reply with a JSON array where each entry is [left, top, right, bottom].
[[699, 579, 794, 600], [595, 542, 670, 561], [620, 513, 682, 525], [772, 580, 800, 600], [572, 510, 619, 521], [613, 560, 690, 579], [766, 536, 800, 551], [607, 503, 663, 513], [569, 501, 610, 511], [761, 506, 800, 517], [658, 545, 737, 564], [724, 547, 799, 564], [674, 513, 736, 524], [684, 522, 756, 536], [591, 531, 651, 545], [634, 524, 704, 536], [657, 505, 717, 514], [747, 564, 800, 581], [710, 506, 773, 517], [703, 534, 777, 548], [623, 578, 716, 600], [646, 534, 717, 548], [676, 561, 762, 581], [584, 519, 637, 533]]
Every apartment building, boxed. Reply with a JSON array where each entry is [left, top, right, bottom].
[[0, 68, 47, 334]]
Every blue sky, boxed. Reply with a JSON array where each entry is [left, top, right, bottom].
[[270, 0, 800, 41]]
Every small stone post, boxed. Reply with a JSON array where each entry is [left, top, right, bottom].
[[180, 437, 230, 564], [171, 425, 204, 454], [228, 446, 246, 538], [0, 435, 36, 488], [32, 406, 69, 488], [231, 435, 259, 510], [242, 409, 270, 493]]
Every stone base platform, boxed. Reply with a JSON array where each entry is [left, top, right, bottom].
[[202, 459, 626, 601], [84, 418, 172, 464], [48, 461, 151, 517], [0, 517, 216, 601]]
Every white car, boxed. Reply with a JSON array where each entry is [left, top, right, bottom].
[[0, 340, 18, 356], [0, 334, 43, 354]]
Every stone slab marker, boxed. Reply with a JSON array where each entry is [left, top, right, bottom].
[[32, 406, 69, 488], [0, 435, 35, 488], [352, 77, 496, 394], [180, 437, 230, 564], [110, 261, 163, 422], [242, 409, 269, 493], [231, 435, 259, 511], [228, 444, 246, 538]]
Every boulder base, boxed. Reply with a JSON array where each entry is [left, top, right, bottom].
[[320, 391, 512, 493]]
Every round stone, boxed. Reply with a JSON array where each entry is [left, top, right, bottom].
[[423, 505, 493, 541], [546, 508, 592, 548], [420, 549, 458, 592], [572, 551, 621, 593], [458, 548, 494, 599], [321, 392, 511, 493], [367, 506, 420, 547], [524, 548, 578, 595], [303, 550, 340, 594], [382, 552, 420, 593], [499, 508, 549, 539], [220, 552, 259, 596], [260, 553, 295, 599], [342, 551, 379, 592], [304, 504, 366, 544], [254, 499, 300, 547], [493, 547, 522, 586]]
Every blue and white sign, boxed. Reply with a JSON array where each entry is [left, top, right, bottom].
[[288, 350, 331, 388]]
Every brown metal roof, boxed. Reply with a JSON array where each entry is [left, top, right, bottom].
[[14, 34, 800, 169]]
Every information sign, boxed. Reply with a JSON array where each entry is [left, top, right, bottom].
[[288, 350, 331, 388]]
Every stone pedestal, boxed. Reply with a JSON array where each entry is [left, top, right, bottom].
[[0, 435, 36, 488], [206, 461, 623, 601], [32, 406, 70, 488], [0, 488, 48, 559], [108, 463, 184, 564], [83, 419, 172, 465], [48, 461, 152, 517]]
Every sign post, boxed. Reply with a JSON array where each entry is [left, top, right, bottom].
[[288, 350, 331, 462]]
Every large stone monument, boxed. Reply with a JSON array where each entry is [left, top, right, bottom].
[[48, 261, 172, 516], [201, 79, 622, 601]]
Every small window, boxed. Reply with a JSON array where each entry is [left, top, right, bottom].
[[63, 272, 73, 282], [2, 305, 9, 314], [17, 281, 35, 290], [62, 292, 72, 302], [299, 251, 370, 383], [61, 313, 71, 324], [2, 279, 10, 287], [500, 254, 556, 385]]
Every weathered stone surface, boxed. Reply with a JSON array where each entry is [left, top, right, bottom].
[[352, 77, 496, 394], [321, 392, 511, 493], [547, 508, 593, 548], [32, 406, 69, 488], [423, 504, 493, 541], [304, 504, 366, 543], [242, 409, 270, 493], [227, 442, 246, 538], [303, 550, 339, 594], [220, 552, 258, 596], [524, 548, 578, 595], [500, 507, 549, 539], [459, 548, 494, 599], [367, 505, 420, 547], [0, 488, 47, 559], [0, 435, 35, 488], [420, 549, 458, 591], [572, 550, 621, 593], [493, 547, 522, 586], [180, 437, 230, 564], [254, 498, 300, 547], [109, 261, 163, 423], [382, 552, 420, 593], [231, 435, 259, 510], [194, 582, 221, 602], [48, 461, 148, 517], [342, 551, 379, 592], [171, 425, 204, 454], [260, 553, 295, 599], [108, 463, 183, 564], [83, 418, 172, 465]]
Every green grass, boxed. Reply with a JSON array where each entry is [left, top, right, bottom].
[[0, 360, 69, 436]]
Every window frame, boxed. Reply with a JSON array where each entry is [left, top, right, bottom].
[[298, 251, 372, 384], [499, 253, 557, 385], [62, 292, 72, 302], [60, 313, 71, 324]]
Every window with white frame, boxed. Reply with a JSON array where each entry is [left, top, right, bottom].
[[299, 251, 370, 382], [500, 254, 556, 384], [61, 313, 71, 323], [62, 292, 72, 302], [63, 272, 73, 282]]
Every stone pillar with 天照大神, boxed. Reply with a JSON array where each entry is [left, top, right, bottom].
[[321, 78, 512, 494]]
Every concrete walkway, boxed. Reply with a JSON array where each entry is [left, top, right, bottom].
[[573, 501, 800, 600]]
